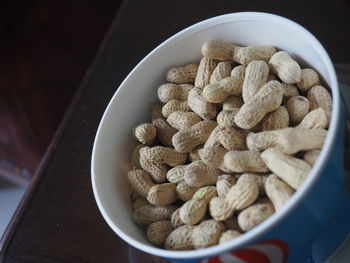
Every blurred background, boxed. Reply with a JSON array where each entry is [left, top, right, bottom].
[[0, 0, 122, 237], [0, 0, 350, 243]]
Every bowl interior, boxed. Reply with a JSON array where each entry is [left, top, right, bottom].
[[91, 12, 338, 259]]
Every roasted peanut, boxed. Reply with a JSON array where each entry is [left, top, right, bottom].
[[230, 65, 245, 78], [297, 68, 320, 92], [140, 146, 187, 167], [201, 40, 235, 60], [167, 111, 201, 130], [195, 57, 218, 88], [192, 186, 217, 203], [246, 128, 287, 151], [237, 173, 267, 196], [202, 76, 243, 103], [225, 181, 259, 211], [139, 148, 168, 183], [286, 96, 310, 125], [222, 95, 244, 110], [298, 107, 328, 129], [210, 181, 259, 221], [269, 51, 301, 84], [198, 146, 229, 173], [308, 85, 332, 123], [172, 120, 217, 153], [261, 106, 289, 131], [192, 220, 225, 249], [165, 225, 195, 250], [147, 183, 177, 206], [234, 80, 284, 129], [203, 42, 276, 65], [232, 45, 277, 65], [216, 174, 237, 197], [157, 83, 193, 103], [189, 145, 203, 161], [209, 197, 232, 221], [237, 198, 275, 231], [224, 150, 269, 173], [303, 150, 321, 166], [281, 83, 300, 102], [167, 63, 199, 84], [210, 62, 232, 84], [203, 125, 222, 148], [247, 127, 327, 154], [132, 204, 176, 225], [133, 198, 149, 210], [204, 126, 247, 151], [171, 208, 183, 228], [187, 87, 217, 119], [166, 165, 187, 183], [162, 100, 191, 118], [261, 148, 311, 189], [178, 185, 218, 226], [179, 199, 207, 225], [127, 169, 155, 198], [184, 161, 222, 187], [274, 127, 327, 154], [219, 230, 242, 244], [242, 60, 270, 102], [217, 108, 240, 127], [133, 123, 157, 145], [176, 181, 199, 202], [151, 103, 177, 146], [264, 174, 294, 211], [147, 221, 174, 246], [218, 126, 248, 151]]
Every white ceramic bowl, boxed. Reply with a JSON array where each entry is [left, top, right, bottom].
[[91, 12, 339, 261]]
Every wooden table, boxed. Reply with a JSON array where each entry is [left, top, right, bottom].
[[1, 0, 350, 262]]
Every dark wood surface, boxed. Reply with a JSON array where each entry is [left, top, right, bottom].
[[1, 0, 350, 262], [0, 0, 122, 184]]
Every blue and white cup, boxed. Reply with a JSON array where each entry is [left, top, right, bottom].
[[91, 12, 350, 263]]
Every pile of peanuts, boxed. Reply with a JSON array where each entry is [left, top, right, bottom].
[[127, 40, 332, 250]]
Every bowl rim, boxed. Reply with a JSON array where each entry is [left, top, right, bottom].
[[91, 11, 340, 260]]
